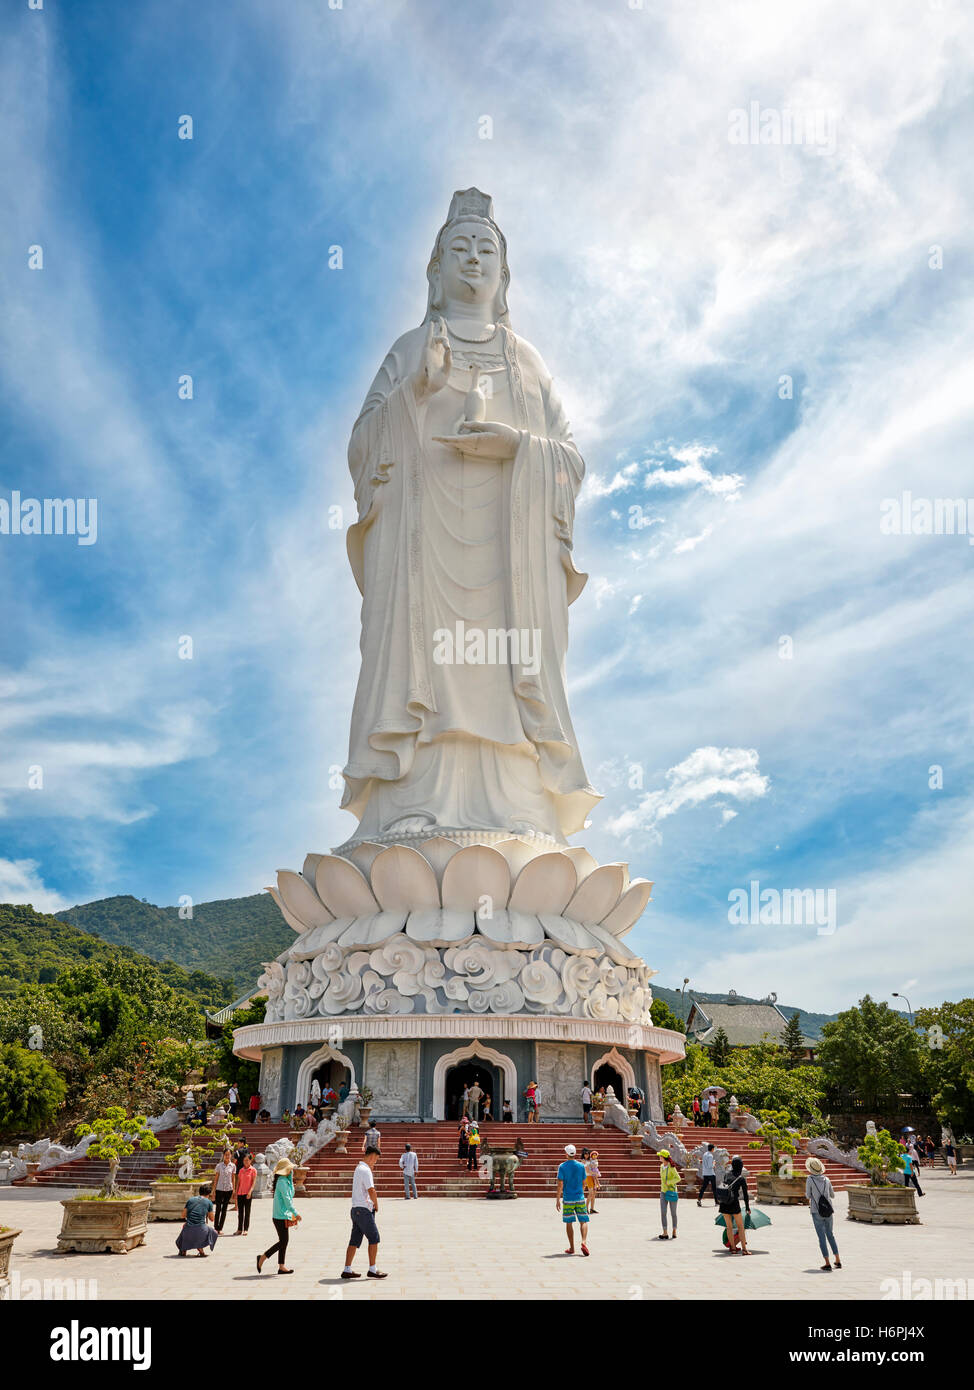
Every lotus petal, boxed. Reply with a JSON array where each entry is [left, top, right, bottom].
[[539, 914, 603, 954], [405, 909, 475, 945], [416, 835, 464, 883], [342, 842, 386, 877], [493, 837, 541, 880], [476, 908, 545, 948], [441, 844, 511, 912], [509, 851, 577, 914], [336, 911, 408, 948], [370, 845, 440, 911], [565, 863, 627, 924], [303, 853, 326, 884], [314, 854, 380, 917], [266, 885, 309, 936], [599, 879, 653, 935], [277, 869, 334, 932], [287, 919, 352, 957], [563, 846, 599, 884], [585, 921, 643, 964]]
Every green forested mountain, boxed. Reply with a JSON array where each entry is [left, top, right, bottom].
[[0, 902, 234, 1008], [56, 892, 290, 994]]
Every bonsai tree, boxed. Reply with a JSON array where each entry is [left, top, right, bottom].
[[166, 1117, 241, 1182], [748, 1107, 799, 1176], [857, 1128, 906, 1187], [76, 1106, 160, 1198], [358, 1085, 374, 1107]]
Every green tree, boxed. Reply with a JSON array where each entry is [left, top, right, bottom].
[[817, 994, 922, 1105], [662, 1041, 827, 1130], [780, 1010, 806, 1067], [212, 1002, 265, 1099], [0, 1043, 67, 1133], [915, 999, 974, 1135], [650, 997, 684, 1033], [857, 1128, 905, 1187], [709, 1026, 732, 1066], [77, 1106, 160, 1197]]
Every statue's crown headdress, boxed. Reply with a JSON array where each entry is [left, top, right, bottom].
[[425, 187, 510, 325]]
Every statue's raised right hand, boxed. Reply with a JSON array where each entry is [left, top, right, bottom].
[[412, 317, 452, 401]]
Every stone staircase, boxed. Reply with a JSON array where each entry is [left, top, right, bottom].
[[18, 1120, 871, 1199]]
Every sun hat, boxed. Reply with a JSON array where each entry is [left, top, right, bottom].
[[564, 1143, 576, 1155], [805, 1156, 825, 1174], [658, 1149, 670, 1159], [273, 1158, 296, 1175]]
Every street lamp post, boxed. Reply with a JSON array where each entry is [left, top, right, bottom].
[[892, 992, 914, 1026]]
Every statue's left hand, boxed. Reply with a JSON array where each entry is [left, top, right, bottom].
[[432, 420, 520, 460]]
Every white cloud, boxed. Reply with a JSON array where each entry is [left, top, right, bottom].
[[607, 746, 770, 842], [644, 446, 745, 500], [0, 859, 69, 914]]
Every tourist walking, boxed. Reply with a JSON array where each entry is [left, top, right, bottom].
[[556, 1143, 590, 1256], [708, 1094, 719, 1127], [525, 1080, 539, 1123], [581, 1082, 593, 1126], [502, 1098, 513, 1123], [257, 1158, 301, 1275], [362, 1121, 381, 1155], [234, 1151, 256, 1235], [227, 1083, 240, 1118], [945, 1139, 957, 1174], [400, 1141, 419, 1199], [468, 1080, 484, 1122], [248, 1090, 261, 1126], [901, 1146, 925, 1197], [342, 1145, 387, 1279], [175, 1184, 219, 1256], [658, 1149, 681, 1239], [717, 1156, 751, 1254], [923, 1135, 936, 1167], [457, 1116, 470, 1162], [482, 1091, 492, 1121], [585, 1149, 601, 1213], [210, 1149, 236, 1233], [697, 1143, 718, 1204], [692, 1095, 701, 1126], [804, 1157, 841, 1271], [467, 1122, 482, 1170]]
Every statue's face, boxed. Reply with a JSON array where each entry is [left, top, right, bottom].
[[438, 220, 502, 306]]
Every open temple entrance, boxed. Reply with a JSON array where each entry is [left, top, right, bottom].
[[309, 1059, 350, 1105], [593, 1062, 624, 1103], [446, 1059, 498, 1121]]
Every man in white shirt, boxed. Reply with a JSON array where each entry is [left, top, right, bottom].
[[399, 1141, 419, 1199], [341, 1146, 387, 1279], [697, 1144, 718, 1205], [227, 1084, 239, 1118], [581, 1083, 593, 1126]]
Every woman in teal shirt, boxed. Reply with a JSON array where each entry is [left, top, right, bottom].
[[257, 1158, 301, 1274]]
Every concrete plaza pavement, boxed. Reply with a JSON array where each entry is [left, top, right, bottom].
[[2, 1166, 972, 1302]]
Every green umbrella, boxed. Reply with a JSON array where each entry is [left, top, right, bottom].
[[715, 1209, 772, 1243]]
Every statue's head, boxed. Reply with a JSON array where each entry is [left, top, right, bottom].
[[425, 187, 510, 323]]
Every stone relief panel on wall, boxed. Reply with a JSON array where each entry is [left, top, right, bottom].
[[259, 1047, 284, 1118], [364, 1040, 420, 1114], [536, 1042, 586, 1118]]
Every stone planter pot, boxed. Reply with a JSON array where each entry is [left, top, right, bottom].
[[149, 1179, 201, 1222], [358, 1107, 372, 1126], [629, 1137, 644, 1157], [756, 1173, 809, 1206], [0, 1226, 21, 1296], [293, 1165, 310, 1196], [848, 1185, 919, 1225], [591, 1110, 605, 1127], [24, 1162, 40, 1186], [334, 1131, 350, 1155], [57, 1195, 153, 1253]]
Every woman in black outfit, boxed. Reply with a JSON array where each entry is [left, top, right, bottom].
[[718, 1155, 751, 1254]]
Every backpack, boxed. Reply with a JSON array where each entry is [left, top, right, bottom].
[[812, 1176, 833, 1218]]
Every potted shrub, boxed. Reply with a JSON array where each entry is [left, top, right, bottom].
[[334, 1115, 351, 1154], [628, 1117, 644, 1156], [591, 1089, 606, 1126], [150, 1119, 239, 1221], [57, 1108, 160, 1253], [358, 1086, 374, 1125], [750, 1109, 808, 1205], [0, 1223, 21, 1297], [848, 1129, 919, 1225]]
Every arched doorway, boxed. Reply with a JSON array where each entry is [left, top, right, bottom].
[[593, 1062, 624, 1103], [310, 1058, 350, 1104], [445, 1058, 498, 1121]]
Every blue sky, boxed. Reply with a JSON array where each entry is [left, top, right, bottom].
[[2, 0, 973, 1011]]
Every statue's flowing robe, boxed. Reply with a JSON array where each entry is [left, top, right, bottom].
[[342, 322, 599, 842]]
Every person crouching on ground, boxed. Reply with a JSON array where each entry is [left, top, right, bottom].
[[657, 1149, 681, 1239], [175, 1184, 218, 1257], [556, 1143, 591, 1256]]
